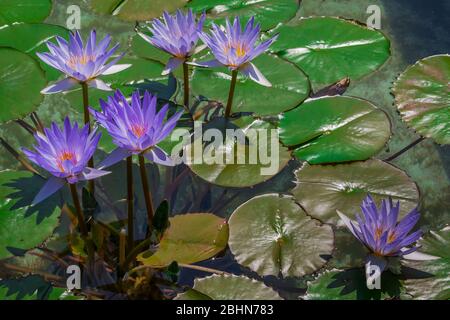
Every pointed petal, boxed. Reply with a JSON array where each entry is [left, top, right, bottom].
[[188, 59, 223, 68], [143, 146, 174, 166], [162, 57, 185, 75], [41, 78, 78, 94], [88, 79, 112, 91], [101, 64, 132, 75], [97, 147, 130, 169], [79, 167, 111, 181], [32, 176, 66, 205], [240, 62, 271, 87], [402, 250, 440, 261]]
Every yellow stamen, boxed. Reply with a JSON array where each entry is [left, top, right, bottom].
[[131, 125, 146, 138]]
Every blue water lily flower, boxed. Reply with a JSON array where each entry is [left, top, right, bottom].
[[90, 90, 183, 168], [193, 16, 278, 87], [138, 9, 206, 75], [37, 30, 131, 94], [22, 118, 109, 205]]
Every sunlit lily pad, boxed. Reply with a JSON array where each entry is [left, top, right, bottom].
[[392, 54, 450, 145], [176, 274, 282, 300], [228, 194, 334, 277], [137, 213, 228, 267], [131, 35, 172, 65], [279, 96, 391, 164], [305, 268, 403, 300], [191, 53, 310, 116], [0, 23, 69, 81], [187, 0, 300, 31], [0, 0, 52, 25], [0, 170, 61, 259], [268, 17, 390, 90], [90, 0, 188, 22], [186, 117, 291, 188], [0, 47, 47, 123], [292, 159, 420, 225], [403, 227, 450, 300]]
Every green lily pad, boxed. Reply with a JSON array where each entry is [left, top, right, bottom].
[[90, 0, 188, 22], [186, 117, 291, 188], [131, 35, 172, 65], [0, 23, 69, 81], [392, 54, 450, 145], [176, 274, 282, 300], [305, 268, 403, 300], [191, 53, 310, 116], [403, 227, 450, 300], [187, 0, 300, 31], [279, 96, 391, 164], [0, 47, 47, 123], [0, 170, 62, 259], [268, 17, 390, 90], [292, 159, 420, 225], [0, 276, 65, 300], [229, 194, 334, 277], [0, 0, 52, 25], [137, 213, 228, 267]]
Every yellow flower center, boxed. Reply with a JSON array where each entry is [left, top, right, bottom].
[[68, 54, 95, 68], [131, 125, 146, 138], [56, 151, 76, 172]]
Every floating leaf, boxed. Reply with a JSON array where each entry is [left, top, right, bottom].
[[0, 23, 69, 81], [131, 35, 171, 65], [279, 96, 391, 164], [90, 0, 188, 22], [0, 0, 52, 25], [0, 276, 63, 300], [268, 17, 390, 90], [176, 274, 282, 300], [305, 269, 403, 300], [228, 194, 334, 277], [137, 213, 228, 267], [187, 0, 299, 31], [186, 117, 291, 188], [392, 54, 450, 144], [292, 159, 420, 225], [0, 170, 62, 259], [403, 227, 450, 300], [0, 47, 47, 123], [191, 53, 310, 116]]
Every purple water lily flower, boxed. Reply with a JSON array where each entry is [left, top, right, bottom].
[[338, 195, 423, 270], [90, 90, 183, 168], [37, 30, 131, 94], [138, 10, 206, 75], [22, 118, 109, 205], [194, 16, 278, 87]]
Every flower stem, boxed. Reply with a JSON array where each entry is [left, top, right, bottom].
[[69, 183, 94, 266], [81, 82, 95, 194], [126, 156, 134, 253], [138, 154, 154, 233], [183, 61, 190, 111], [385, 137, 425, 162], [225, 69, 238, 118]]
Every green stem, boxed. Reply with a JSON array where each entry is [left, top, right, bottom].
[[81, 82, 95, 194], [385, 137, 425, 162], [225, 70, 238, 118], [138, 154, 154, 234], [126, 156, 134, 253], [121, 237, 152, 271], [183, 61, 190, 111]]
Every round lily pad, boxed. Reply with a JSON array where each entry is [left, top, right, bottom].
[[268, 17, 391, 90], [403, 227, 450, 300], [0, 47, 47, 123], [392, 54, 450, 145], [291, 159, 420, 226], [305, 268, 403, 300], [0, 170, 61, 260], [137, 213, 228, 267], [187, 0, 300, 31], [278, 96, 391, 164], [176, 274, 282, 300], [229, 194, 334, 277], [191, 53, 310, 116], [185, 117, 291, 188], [0, 0, 52, 25], [0, 23, 69, 81], [90, 0, 188, 22]]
